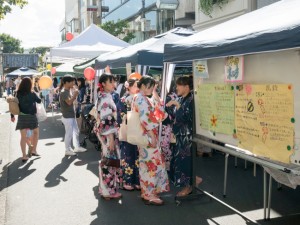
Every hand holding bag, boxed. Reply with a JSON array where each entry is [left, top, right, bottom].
[[36, 103, 47, 122], [127, 110, 148, 147]]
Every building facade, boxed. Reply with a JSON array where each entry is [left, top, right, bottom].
[[194, 0, 281, 31]]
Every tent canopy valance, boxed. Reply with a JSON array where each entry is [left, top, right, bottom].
[[95, 27, 195, 69], [164, 0, 300, 63]]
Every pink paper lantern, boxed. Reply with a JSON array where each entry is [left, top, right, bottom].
[[66, 32, 74, 41], [84, 67, 95, 81], [51, 67, 56, 75]]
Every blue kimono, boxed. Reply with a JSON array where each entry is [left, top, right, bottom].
[[170, 92, 194, 187]]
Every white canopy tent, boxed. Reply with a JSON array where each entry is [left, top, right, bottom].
[[50, 24, 130, 62]]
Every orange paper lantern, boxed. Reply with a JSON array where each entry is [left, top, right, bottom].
[[39, 75, 53, 90], [84, 67, 95, 81], [129, 72, 142, 80], [66, 32, 74, 41], [51, 67, 56, 75]]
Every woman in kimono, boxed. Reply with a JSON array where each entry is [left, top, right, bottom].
[[95, 73, 121, 200], [167, 76, 202, 197], [117, 78, 140, 191], [132, 75, 169, 205]]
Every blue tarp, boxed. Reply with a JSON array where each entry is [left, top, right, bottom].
[[164, 0, 300, 63]]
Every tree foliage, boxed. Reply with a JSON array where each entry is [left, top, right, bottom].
[[0, 0, 28, 20], [100, 20, 135, 43], [29, 47, 50, 56], [0, 33, 23, 53]]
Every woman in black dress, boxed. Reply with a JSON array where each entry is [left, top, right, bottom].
[[11, 77, 42, 162]]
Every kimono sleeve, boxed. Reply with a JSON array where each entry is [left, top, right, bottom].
[[98, 95, 118, 135], [135, 95, 159, 131]]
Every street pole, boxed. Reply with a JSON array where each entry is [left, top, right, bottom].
[[0, 41, 3, 98]]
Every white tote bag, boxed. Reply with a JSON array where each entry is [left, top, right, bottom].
[[36, 103, 47, 122], [118, 115, 127, 141], [126, 110, 148, 147]]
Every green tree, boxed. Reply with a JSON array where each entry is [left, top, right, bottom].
[[0, 33, 23, 53], [29, 46, 50, 56], [100, 20, 135, 43], [0, 0, 28, 20]]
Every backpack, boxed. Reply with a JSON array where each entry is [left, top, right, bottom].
[[6, 96, 20, 115]]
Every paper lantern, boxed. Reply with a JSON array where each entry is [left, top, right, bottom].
[[51, 67, 56, 75], [84, 67, 95, 81], [46, 64, 52, 70], [66, 32, 74, 41], [39, 75, 53, 90], [129, 72, 142, 80]]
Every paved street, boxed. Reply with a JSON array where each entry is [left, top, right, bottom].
[[1, 97, 300, 225]]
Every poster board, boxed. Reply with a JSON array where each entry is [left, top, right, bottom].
[[193, 49, 300, 164]]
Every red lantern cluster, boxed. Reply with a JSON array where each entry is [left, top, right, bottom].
[[66, 32, 74, 41], [84, 67, 95, 81]]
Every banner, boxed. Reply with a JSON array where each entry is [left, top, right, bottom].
[[197, 84, 235, 134], [235, 84, 294, 163], [193, 60, 209, 78]]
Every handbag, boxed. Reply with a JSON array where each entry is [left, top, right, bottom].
[[6, 96, 20, 115], [89, 106, 97, 118], [36, 103, 47, 122], [118, 115, 127, 141], [100, 157, 120, 168], [127, 110, 148, 147]]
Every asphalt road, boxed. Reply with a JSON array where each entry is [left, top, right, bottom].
[[0, 97, 300, 225]]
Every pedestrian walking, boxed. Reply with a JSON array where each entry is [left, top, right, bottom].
[[59, 75, 87, 156]]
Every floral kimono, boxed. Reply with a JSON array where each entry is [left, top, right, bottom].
[[95, 91, 121, 196], [170, 92, 194, 187], [117, 94, 140, 187], [132, 92, 170, 198], [160, 92, 177, 171]]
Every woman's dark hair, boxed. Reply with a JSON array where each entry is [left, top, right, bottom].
[[127, 78, 138, 88], [53, 77, 58, 88], [176, 76, 193, 90], [99, 73, 115, 85], [17, 77, 32, 95], [77, 77, 85, 89], [119, 75, 127, 84], [137, 75, 155, 89]]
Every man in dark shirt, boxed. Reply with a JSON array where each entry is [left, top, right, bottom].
[[59, 75, 87, 156]]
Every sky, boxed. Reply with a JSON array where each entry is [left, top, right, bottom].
[[0, 0, 65, 49]]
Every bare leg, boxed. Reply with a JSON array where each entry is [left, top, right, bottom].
[[31, 127, 39, 154], [20, 129, 28, 159]]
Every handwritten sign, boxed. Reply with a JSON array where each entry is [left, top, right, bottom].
[[235, 84, 294, 163], [193, 60, 209, 78], [225, 56, 244, 82], [197, 84, 235, 134]]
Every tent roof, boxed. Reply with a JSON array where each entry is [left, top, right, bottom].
[[6, 67, 40, 78], [95, 27, 195, 69], [50, 24, 130, 60], [164, 0, 300, 63]]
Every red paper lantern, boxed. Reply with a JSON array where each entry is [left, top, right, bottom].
[[51, 67, 56, 75], [84, 67, 95, 81], [66, 32, 74, 41]]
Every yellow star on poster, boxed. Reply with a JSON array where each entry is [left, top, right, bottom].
[[211, 115, 217, 127]]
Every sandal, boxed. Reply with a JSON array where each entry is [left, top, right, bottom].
[[21, 157, 29, 163], [134, 185, 141, 190], [142, 197, 164, 206], [176, 186, 193, 197], [123, 184, 134, 191], [31, 152, 40, 157], [101, 192, 122, 200]]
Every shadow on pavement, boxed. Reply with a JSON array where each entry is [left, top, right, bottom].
[[44, 156, 76, 188], [0, 158, 39, 191]]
